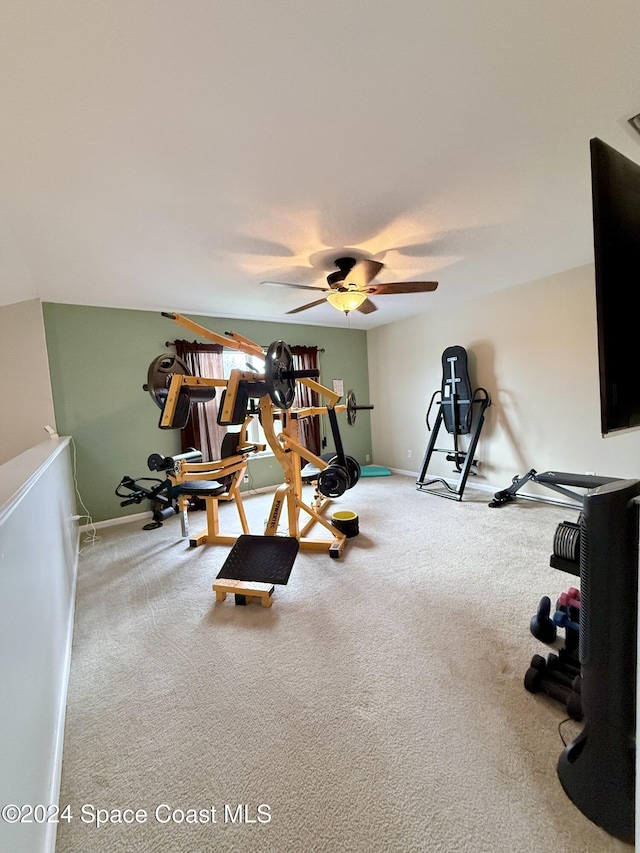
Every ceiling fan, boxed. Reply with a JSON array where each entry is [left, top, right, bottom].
[[261, 256, 438, 315]]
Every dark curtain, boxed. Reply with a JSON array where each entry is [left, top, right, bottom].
[[173, 340, 227, 461], [291, 346, 320, 455]]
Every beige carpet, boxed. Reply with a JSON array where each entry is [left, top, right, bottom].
[[55, 475, 632, 852]]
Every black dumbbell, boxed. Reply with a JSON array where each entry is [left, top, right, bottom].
[[530, 596, 557, 644], [546, 651, 580, 680], [524, 666, 583, 720], [558, 645, 580, 669], [529, 654, 581, 693]]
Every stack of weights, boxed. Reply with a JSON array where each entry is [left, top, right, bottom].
[[525, 587, 582, 720]]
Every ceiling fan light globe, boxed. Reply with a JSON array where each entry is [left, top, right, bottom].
[[327, 290, 367, 313]]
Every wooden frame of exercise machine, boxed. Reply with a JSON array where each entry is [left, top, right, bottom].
[[169, 416, 262, 547], [159, 311, 362, 558], [115, 427, 265, 543], [259, 395, 347, 557]]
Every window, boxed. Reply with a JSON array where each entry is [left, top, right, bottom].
[[222, 350, 281, 452]]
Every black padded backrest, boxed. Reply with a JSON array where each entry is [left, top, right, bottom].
[[440, 345, 473, 435], [158, 391, 191, 430], [217, 388, 249, 426], [221, 432, 239, 458]]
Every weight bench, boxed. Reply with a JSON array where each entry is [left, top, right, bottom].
[[489, 469, 619, 508], [115, 448, 216, 527]]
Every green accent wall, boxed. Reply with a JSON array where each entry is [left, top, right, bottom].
[[42, 304, 371, 523]]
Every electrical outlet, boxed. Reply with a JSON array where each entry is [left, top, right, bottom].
[[407, 450, 412, 458], [365, 454, 370, 462], [243, 474, 249, 483]]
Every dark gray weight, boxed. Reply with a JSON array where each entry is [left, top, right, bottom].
[[345, 455, 361, 488], [524, 665, 583, 721], [553, 520, 581, 562], [264, 340, 295, 409], [264, 340, 320, 409], [530, 595, 557, 643], [346, 389, 374, 426], [329, 454, 361, 489], [317, 465, 350, 498], [144, 353, 191, 409]]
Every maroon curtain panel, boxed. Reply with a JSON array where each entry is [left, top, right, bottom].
[[291, 346, 320, 455]]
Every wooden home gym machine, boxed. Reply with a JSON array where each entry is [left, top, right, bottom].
[[137, 312, 373, 605], [416, 345, 490, 500]]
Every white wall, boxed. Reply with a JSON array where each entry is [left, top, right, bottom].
[[0, 299, 56, 465], [0, 438, 78, 853], [367, 264, 640, 495]]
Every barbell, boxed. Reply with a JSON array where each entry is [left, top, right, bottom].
[[264, 343, 376, 418], [345, 389, 374, 426]]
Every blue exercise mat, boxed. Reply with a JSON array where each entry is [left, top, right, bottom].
[[360, 464, 391, 477]]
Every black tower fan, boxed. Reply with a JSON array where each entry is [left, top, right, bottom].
[[557, 477, 640, 843]]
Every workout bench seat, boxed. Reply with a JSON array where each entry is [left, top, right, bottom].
[[213, 578, 274, 607]]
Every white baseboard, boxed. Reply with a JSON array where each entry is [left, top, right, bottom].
[[389, 467, 419, 478], [80, 510, 151, 532]]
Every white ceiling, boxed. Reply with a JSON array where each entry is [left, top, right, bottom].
[[1, 1, 639, 330]]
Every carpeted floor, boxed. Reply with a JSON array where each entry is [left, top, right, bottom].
[[55, 475, 632, 852]]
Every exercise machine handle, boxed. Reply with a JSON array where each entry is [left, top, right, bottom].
[[425, 390, 441, 431]]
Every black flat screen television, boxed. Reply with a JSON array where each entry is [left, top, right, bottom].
[[590, 137, 640, 435]]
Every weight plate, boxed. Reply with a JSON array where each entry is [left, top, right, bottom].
[[144, 353, 190, 410], [265, 340, 295, 409], [317, 465, 349, 498], [329, 455, 361, 489], [346, 389, 374, 426], [347, 390, 357, 426], [553, 522, 580, 561]]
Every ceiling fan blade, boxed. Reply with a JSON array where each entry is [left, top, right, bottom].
[[286, 297, 329, 314], [262, 280, 329, 292], [357, 298, 378, 314], [367, 281, 438, 295], [343, 259, 384, 289]]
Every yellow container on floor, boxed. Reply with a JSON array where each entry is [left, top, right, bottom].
[[331, 510, 359, 538]]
